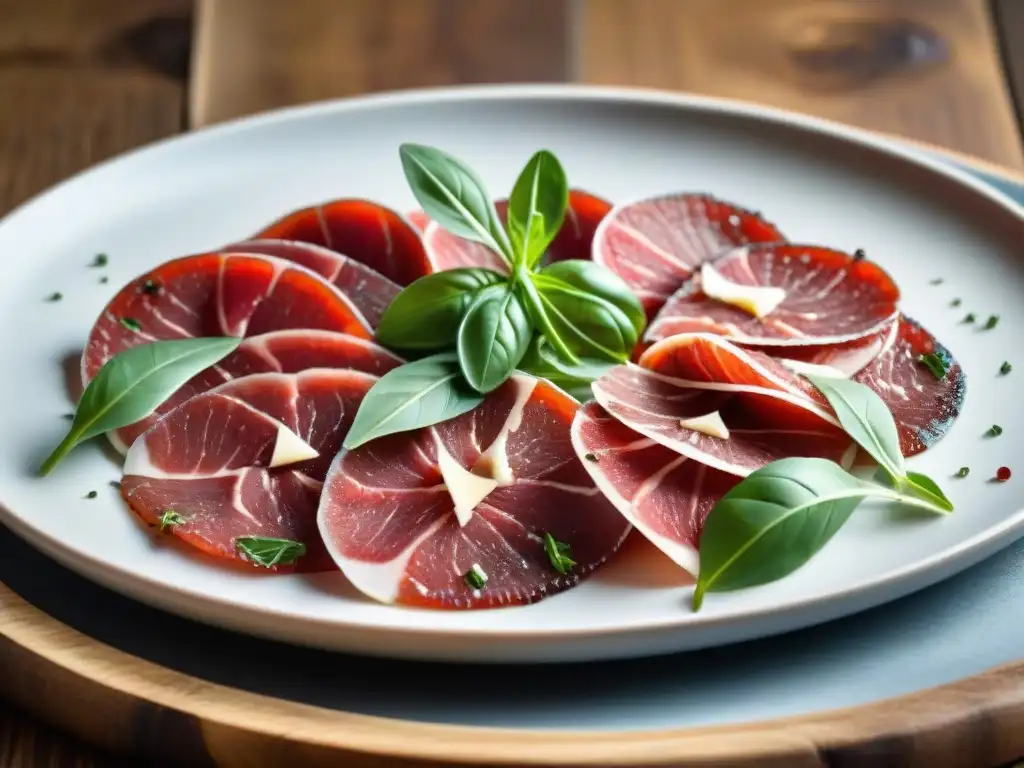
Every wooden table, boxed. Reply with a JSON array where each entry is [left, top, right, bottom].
[[0, 1, 1021, 765]]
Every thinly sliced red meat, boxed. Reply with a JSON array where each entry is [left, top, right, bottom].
[[121, 369, 376, 572], [82, 252, 373, 388], [572, 402, 738, 575], [645, 243, 900, 346], [252, 199, 430, 286], [422, 189, 612, 272], [590, 334, 852, 477], [769, 321, 895, 377], [225, 239, 401, 328], [851, 315, 965, 457], [317, 374, 631, 609], [592, 193, 785, 318], [108, 330, 402, 454], [406, 210, 430, 232]]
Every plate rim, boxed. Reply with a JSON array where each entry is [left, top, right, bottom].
[[2, 82, 1024, 650]]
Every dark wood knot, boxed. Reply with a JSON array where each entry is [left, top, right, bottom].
[[786, 16, 947, 89]]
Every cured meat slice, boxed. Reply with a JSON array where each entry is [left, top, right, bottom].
[[121, 369, 376, 572], [252, 199, 431, 286], [317, 374, 631, 609], [591, 334, 853, 477], [82, 252, 373, 388], [226, 239, 401, 328], [108, 330, 402, 454], [422, 189, 612, 272], [644, 243, 900, 346], [592, 193, 785, 318], [405, 210, 430, 232], [572, 402, 738, 574], [851, 316, 965, 457], [769, 321, 895, 378]]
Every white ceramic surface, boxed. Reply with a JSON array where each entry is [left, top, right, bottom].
[[0, 85, 1022, 664]]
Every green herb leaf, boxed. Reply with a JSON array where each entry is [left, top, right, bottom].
[[39, 337, 243, 475], [542, 532, 576, 574], [506, 150, 568, 269], [899, 471, 954, 512], [46, 292, 62, 302], [399, 143, 512, 263], [963, 313, 976, 324], [584, 453, 599, 463], [457, 284, 533, 393], [376, 268, 506, 350], [90, 253, 108, 268], [119, 317, 142, 332], [531, 276, 638, 362], [158, 509, 187, 532], [85, 490, 98, 499], [1000, 361, 1012, 375], [987, 424, 1003, 437], [517, 337, 601, 402], [343, 352, 484, 450], [463, 564, 488, 590], [693, 458, 871, 610], [918, 351, 950, 379], [806, 376, 905, 481], [235, 536, 306, 568], [538, 260, 646, 337], [984, 315, 999, 330], [956, 466, 970, 478]]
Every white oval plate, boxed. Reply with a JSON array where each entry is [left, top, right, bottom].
[[1, 85, 1022, 664]]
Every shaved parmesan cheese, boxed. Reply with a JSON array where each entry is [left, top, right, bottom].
[[777, 358, 848, 379], [472, 374, 537, 485], [701, 262, 786, 318], [678, 411, 730, 439], [436, 437, 498, 527], [269, 425, 319, 468]]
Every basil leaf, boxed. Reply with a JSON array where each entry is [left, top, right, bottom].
[[901, 471, 954, 513], [693, 458, 870, 610], [457, 284, 533, 393], [518, 337, 610, 402], [532, 275, 638, 362], [538, 260, 646, 336], [515, 272, 579, 365], [399, 143, 513, 263], [235, 536, 306, 568], [343, 352, 483, 449], [507, 150, 568, 269], [806, 375, 905, 481], [39, 337, 242, 475], [376, 268, 506, 350]]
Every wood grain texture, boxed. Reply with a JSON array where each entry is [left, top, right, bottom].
[[579, 0, 1024, 170], [190, 0, 568, 127], [0, 1, 190, 765], [994, 0, 1024, 138], [4, 582, 1024, 767]]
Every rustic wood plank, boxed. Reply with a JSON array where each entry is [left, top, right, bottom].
[[994, 0, 1024, 138], [0, 2, 191, 765], [189, 0, 568, 127], [578, 0, 1024, 170]]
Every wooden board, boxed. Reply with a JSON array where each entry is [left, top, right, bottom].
[[1, 0, 1023, 765]]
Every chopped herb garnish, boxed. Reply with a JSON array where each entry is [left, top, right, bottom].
[[918, 352, 949, 379], [85, 490, 97, 499], [158, 509, 186, 532], [1000, 361, 1012, 375], [984, 315, 999, 330], [463, 563, 488, 590], [949, 298, 961, 307], [99, 276, 108, 284], [235, 536, 306, 568], [963, 313, 976, 324], [109, 480, 121, 489], [45, 292, 62, 302], [119, 317, 141, 332], [584, 452, 599, 463], [987, 424, 1003, 437], [142, 278, 161, 296], [543, 532, 576, 574], [929, 278, 943, 285], [61, 413, 74, 421], [956, 466, 970, 478], [852, 248, 866, 262], [90, 253, 108, 268]]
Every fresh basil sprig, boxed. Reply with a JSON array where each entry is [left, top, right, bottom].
[[40, 336, 242, 475], [457, 284, 533, 393], [507, 149, 568, 269], [235, 536, 306, 568], [343, 352, 484, 450], [375, 268, 505, 350], [400, 144, 513, 264], [806, 376, 952, 512]]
